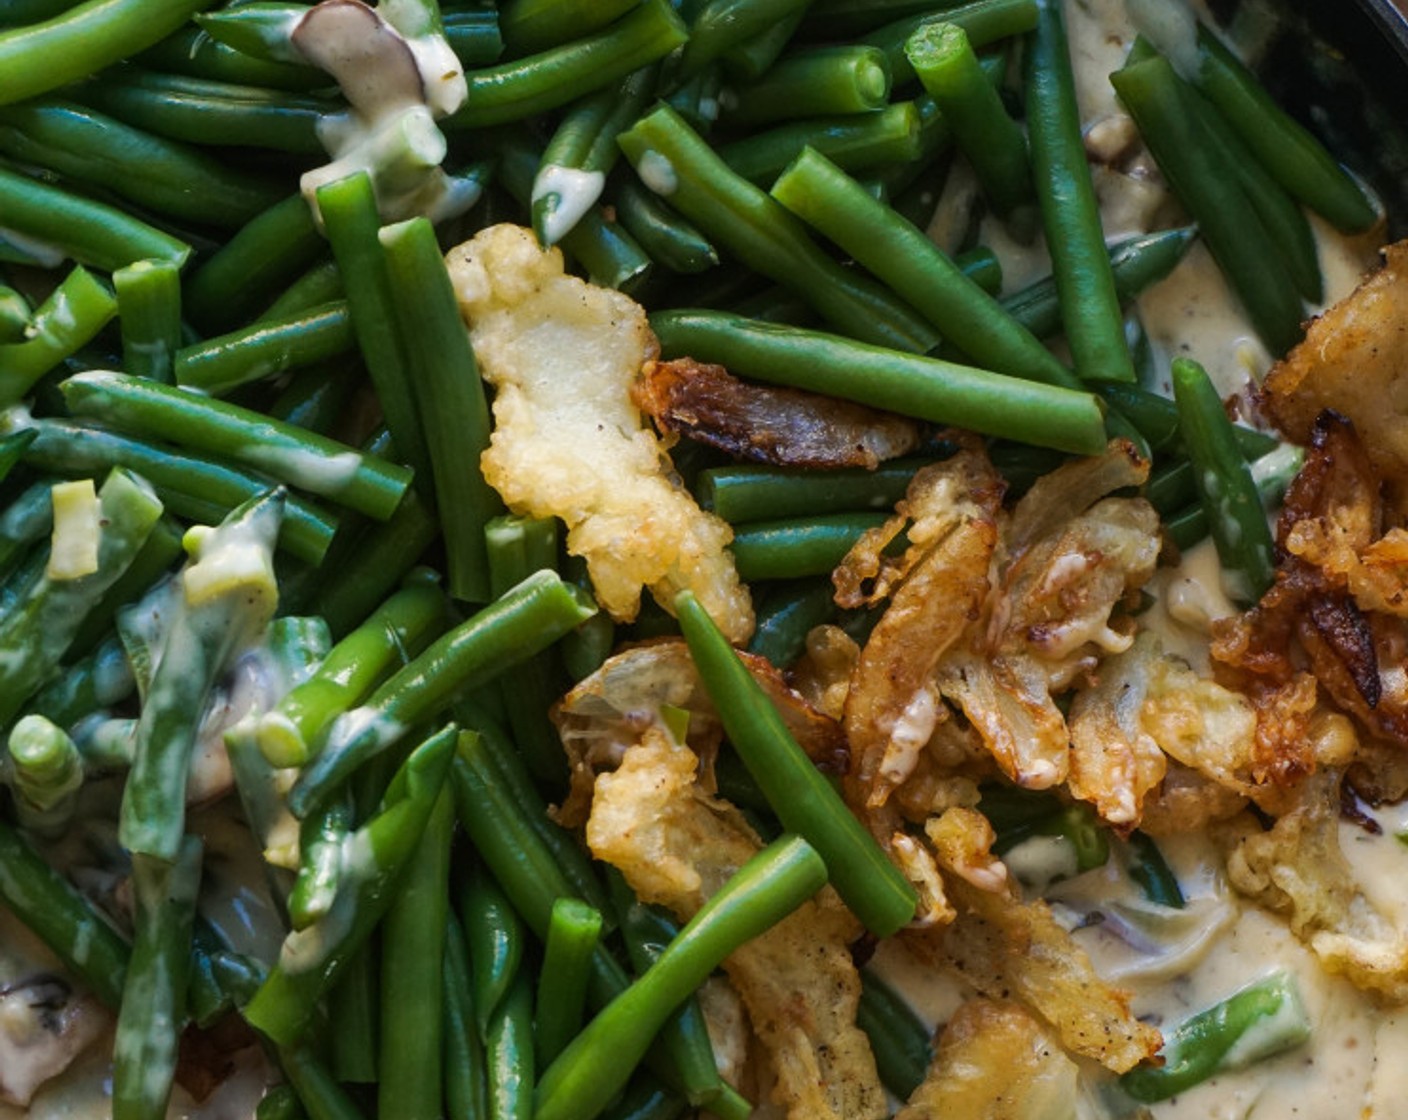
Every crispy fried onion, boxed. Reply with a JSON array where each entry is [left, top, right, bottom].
[[585, 730, 887, 1120], [446, 224, 753, 643], [1262, 239, 1408, 481], [903, 807, 1161, 1072], [551, 639, 845, 828], [1214, 411, 1408, 753], [633, 357, 920, 469], [1225, 768, 1408, 1002], [894, 998, 1079, 1120]]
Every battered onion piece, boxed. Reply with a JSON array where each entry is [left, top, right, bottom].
[[446, 224, 753, 642], [586, 731, 887, 1120], [905, 808, 1161, 1073], [895, 999, 1079, 1120], [1226, 769, 1408, 1002], [1263, 240, 1408, 481], [632, 357, 921, 468]]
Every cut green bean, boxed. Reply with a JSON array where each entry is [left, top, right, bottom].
[[260, 259, 345, 324], [619, 105, 941, 352], [747, 578, 839, 668], [244, 724, 458, 1046], [380, 787, 453, 1120], [1172, 359, 1276, 604], [1025, 0, 1134, 382], [185, 193, 324, 334], [381, 217, 500, 602], [174, 300, 354, 397], [678, 0, 811, 78], [730, 512, 889, 581], [462, 860, 528, 1036], [192, 2, 306, 63], [676, 590, 916, 936], [444, 7, 504, 65], [907, 22, 1031, 217], [64, 371, 413, 519], [137, 25, 326, 90], [651, 309, 1107, 455], [288, 792, 352, 930], [447, 0, 686, 128], [18, 418, 339, 565], [772, 147, 1081, 391], [534, 834, 825, 1120], [0, 265, 116, 407], [722, 44, 891, 126], [0, 98, 281, 227], [1111, 53, 1304, 356], [1121, 971, 1310, 1102], [699, 459, 926, 523], [863, 0, 1038, 86], [257, 579, 445, 767], [720, 101, 922, 184], [444, 911, 489, 1120], [536, 898, 604, 1067], [316, 172, 431, 486], [7, 714, 84, 833], [288, 571, 596, 816], [114, 259, 182, 384], [1124, 831, 1184, 909], [499, 0, 639, 55], [1091, 380, 1279, 462], [0, 284, 29, 343], [857, 970, 931, 1099], [0, 0, 210, 106], [486, 967, 535, 1120], [1191, 25, 1377, 233], [614, 179, 719, 274]]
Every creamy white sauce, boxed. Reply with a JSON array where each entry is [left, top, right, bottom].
[[531, 166, 608, 248]]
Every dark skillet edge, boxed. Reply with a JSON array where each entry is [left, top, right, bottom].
[[1206, 0, 1408, 240]]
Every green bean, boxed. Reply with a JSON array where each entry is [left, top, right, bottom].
[[444, 8, 504, 65], [64, 371, 413, 519], [499, 0, 639, 55], [279, 1045, 373, 1120], [309, 490, 440, 640], [534, 835, 825, 1120], [462, 860, 528, 1036], [138, 24, 325, 88], [619, 105, 941, 352], [605, 868, 732, 1107], [720, 101, 922, 184], [717, 9, 797, 82], [448, 0, 686, 128], [0, 0, 209, 106], [955, 244, 1002, 295], [856, 970, 931, 1099], [174, 300, 354, 397], [698, 459, 924, 523], [380, 787, 454, 1120], [0, 0, 79, 23], [486, 968, 535, 1120], [1111, 54, 1304, 356], [1191, 26, 1377, 233], [0, 265, 116, 407], [676, 590, 916, 936], [256, 1085, 306, 1120], [381, 217, 500, 601], [662, 63, 724, 134], [907, 22, 1031, 217], [19, 418, 339, 565], [1091, 380, 1279, 462], [112, 837, 202, 1120], [185, 193, 324, 334], [0, 468, 163, 727], [113, 259, 181, 384], [729, 512, 888, 581], [1024, 0, 1133, 382], [286, 793, 352, 930], [747, 579, 838, 668], [315, 172, 431, 485], [329, 947, 379, 1084], [599, 1077, 687, 1120], [652, 309, 1107, 455], [260, 258, 345, 324], [444, 911, 489, 1120], [119, 491, 282, 861], [0, 98, 280, 227], [1165, 441, 1303, 554], [6, 714, 83, 834], [801, 0, 973, 37], [257, 580, 445, 767], [536, 898, 605, 1067], [771, 148, 1081, 391], [0, 283, 30, 343], [1124, 831, 1184, 909], [1121, 971, 1310, 1102], [0, 165, 190, 271], [192, 3, 308, 64], [267, 362, 353, 435], [289, 571, 595, 816], [1172, 356, 1276, 603], [722, 44, 891, 125], [679, 0, 810, 78], [245, 724, 458, 1046], [0, 816, 131, 1008], [614, 179, 719, 274], [532, 66, 655, 246], [863, 0, 1037, 86]]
